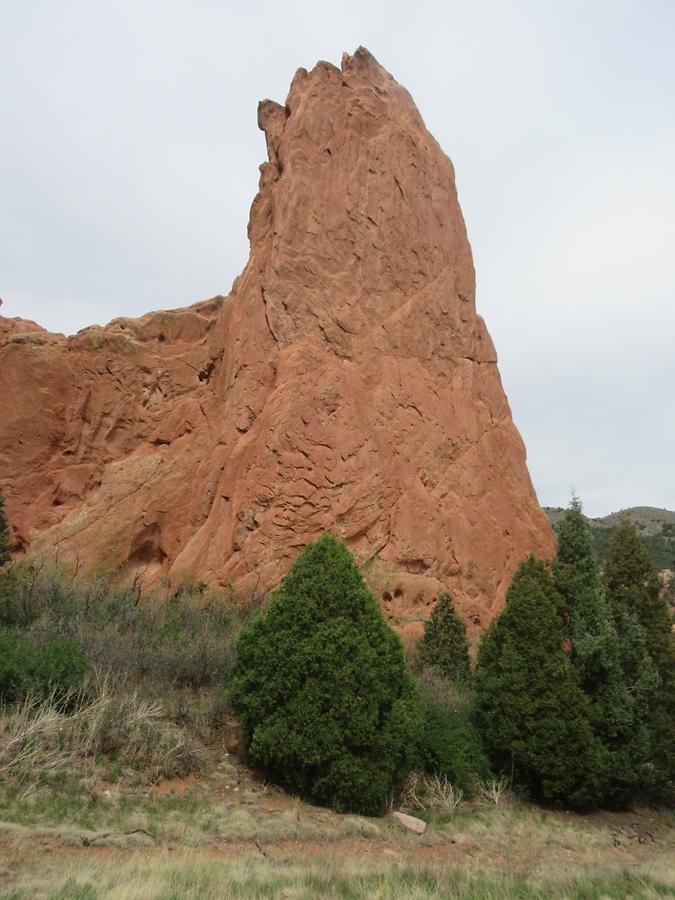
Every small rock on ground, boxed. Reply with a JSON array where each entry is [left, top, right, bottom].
[[392, 811, 426, 834]]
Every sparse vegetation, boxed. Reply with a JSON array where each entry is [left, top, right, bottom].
[[86, 330, 102, 349], [0, 683, 201, 791], [476, 774, 513, 806], [399, 769, 464, 814], [0, 559, 245, 698], [0, 551, 250, 795]]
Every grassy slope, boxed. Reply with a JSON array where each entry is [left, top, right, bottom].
[[1, 680, 673, 898], [0, 767, 673, 899]]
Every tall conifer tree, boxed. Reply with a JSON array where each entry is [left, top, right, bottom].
[[604, 520, 675, 795], [553, 498, 651, 803], [475, 556, 604, 808], [416, 592, 471, 683]]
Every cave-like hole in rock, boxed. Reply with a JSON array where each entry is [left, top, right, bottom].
[[127, 524, 167, 575]]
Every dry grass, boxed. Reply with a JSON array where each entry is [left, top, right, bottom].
[[0, 694, 69, 787], [399, 771, 464, 815], [475, 775, 514, 806], [0, 772, 383, 849], [0, 833, 673, 899], [0, 772, 673, 898], [0, 680, 201, 794]]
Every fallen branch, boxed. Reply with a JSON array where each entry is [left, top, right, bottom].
[[81, 828, 159, 847], [254, 836, 269, 858]]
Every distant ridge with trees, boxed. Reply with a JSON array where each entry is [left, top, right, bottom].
[[544, 505, 675, 574]]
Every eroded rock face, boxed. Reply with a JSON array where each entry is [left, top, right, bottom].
[[0, 48, 554, 634]]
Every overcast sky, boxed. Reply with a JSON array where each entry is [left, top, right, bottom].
[[1, 1, 673, 517]]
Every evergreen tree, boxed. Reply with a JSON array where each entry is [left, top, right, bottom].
[[553, 498, 616, 689], [0, 494, 11, 567], [553, 498, 650, 804], [416, 592, 471, 683], [229, 534, 422, 814], [604, 520, 675, 795], [474, 556, 604, 808]]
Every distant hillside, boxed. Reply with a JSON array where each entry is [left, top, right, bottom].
[[543, 505, 675, 573]]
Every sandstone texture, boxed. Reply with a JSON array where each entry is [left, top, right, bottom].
[[0, 48, 554, 634]]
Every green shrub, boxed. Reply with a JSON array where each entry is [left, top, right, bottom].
[[0, 568, 22, 627], [0, 626, 30, 705], [416, 593, 471, 684], [229, 534, 423, 814], [417, 670, 491, 793], [0, 628, 87, 706], [28, 636, 88, 703]]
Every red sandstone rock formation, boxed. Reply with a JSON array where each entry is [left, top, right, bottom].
[[0, 48, 554, 636]]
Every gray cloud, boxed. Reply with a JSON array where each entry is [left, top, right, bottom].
[[2, 0, 673, 516]]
